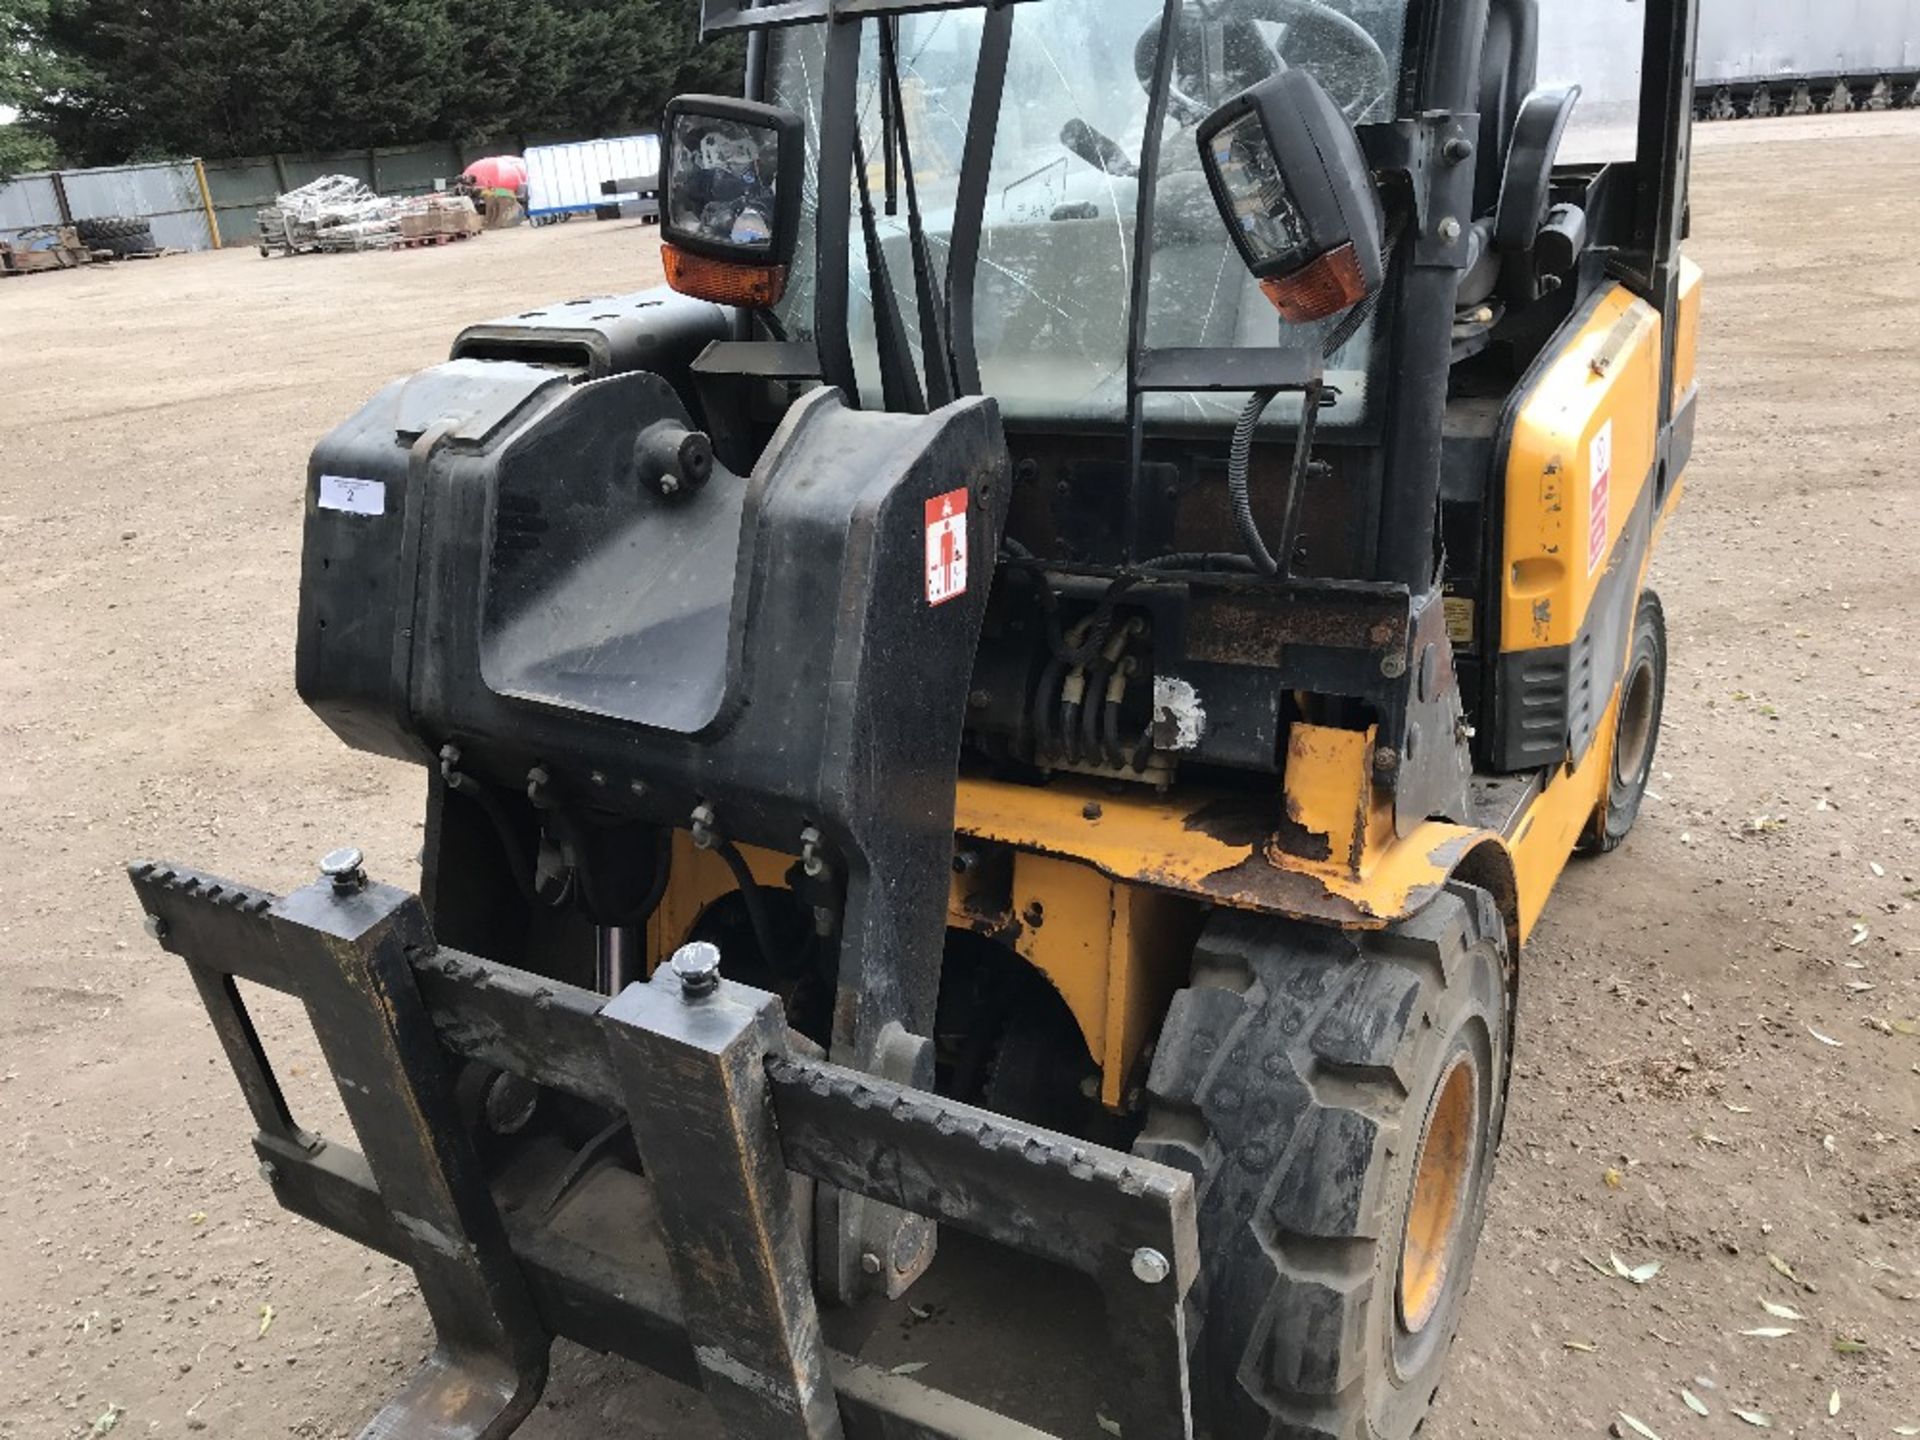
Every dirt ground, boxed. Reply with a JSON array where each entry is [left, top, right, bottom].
[[3, 111, 1916, 1440]]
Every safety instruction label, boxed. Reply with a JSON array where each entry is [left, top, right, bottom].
[[1588, 422, 1612, 576], [925, 488, 969, 607], [318, 475, 387, 517]]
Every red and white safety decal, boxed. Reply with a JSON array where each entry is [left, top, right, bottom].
[[1588, 421, 1613, 576], [925, 488, 969, 607]]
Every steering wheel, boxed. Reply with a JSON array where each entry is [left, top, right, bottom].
[[1134, 0, 1394, 124]]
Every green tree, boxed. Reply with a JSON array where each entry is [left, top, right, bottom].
[[19, 0, 745, 167], [1, 0, 63, 176]]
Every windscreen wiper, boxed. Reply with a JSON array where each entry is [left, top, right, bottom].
[[881, 17, 958, 409]]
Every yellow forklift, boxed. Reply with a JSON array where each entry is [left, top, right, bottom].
[[131, 0, 1702, 1435]]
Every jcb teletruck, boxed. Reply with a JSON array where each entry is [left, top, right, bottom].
[[131, 0, 1702, 1435]]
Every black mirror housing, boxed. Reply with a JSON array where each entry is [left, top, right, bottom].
[[1197, 69, 1385, 324]]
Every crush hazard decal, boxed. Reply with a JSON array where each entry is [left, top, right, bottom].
[[1588, 422, 1613, 576], [925, 488, 969, 606]]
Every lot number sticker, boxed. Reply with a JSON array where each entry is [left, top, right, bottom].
[[925, 488, 969, 607], [319, 475, 387, 517], [1588, 422, 1612, 576]]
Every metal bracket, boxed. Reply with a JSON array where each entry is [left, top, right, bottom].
[[599, 966, 844, 1439], [267, 876, 549, 1439], [130, 860, 1201, 1440]]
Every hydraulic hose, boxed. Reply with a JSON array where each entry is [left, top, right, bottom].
[[1229, 388, 1286, 576]]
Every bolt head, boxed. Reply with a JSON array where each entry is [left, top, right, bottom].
[[860, 1251, 884, 1276], [670, 941, 723, 998], [319, 847, 368, 894], [1132, 1247, 1171, 1285], [258, 1161, 280, 1186], [1437, 216, 1463, 243], [142, 913, 169, 943], [1380, 652, 1409, 680]]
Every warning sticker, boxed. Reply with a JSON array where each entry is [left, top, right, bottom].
[[319, 474, 387, 517], [925, 488, 969, 607], [1588, 422, 1613, 576]]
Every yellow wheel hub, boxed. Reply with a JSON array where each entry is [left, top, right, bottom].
[[1398, 1054, 1480, 1335]]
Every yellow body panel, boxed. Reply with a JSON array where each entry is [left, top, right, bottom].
[[1501, 285, 1662, 652]]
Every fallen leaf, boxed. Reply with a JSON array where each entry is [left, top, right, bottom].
[[1828, 1389, 1840, 1417], [1619, 1413, 1664, 1440], [889, 1361, 928, 1377], [257, 1303, 274, 1339], [1582, 1254, 1618, 1278], [1725, 1103, 1754, 1115], [1740, 1326, 1795, 1338], [1891, 1427, 1918, 1437], [1096, 1415, 1122, 1437], [1809, 1026, 1845, 1048], [1766, 1252, 1800, 1286], [1604, 1167, 1625, 1189], [90, 1407, 124, 1436], [1893, 1019, 1920, 1037], [1759, 1300, 1806, 1321], [1564, 1340, 1598, 1353], [1682, 1388, 1710, 1417], [1832, 1336, 1870, 1355], [189, 1212, 207, 1225], [1850, 924, 1870, 946], [908, 1304, 932, 1320], [1612, 1253, 1663, 1285], [1730, 1410, 1772, 1428], [1869, 862, 1886, 878]]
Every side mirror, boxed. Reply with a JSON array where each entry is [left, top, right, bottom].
[[661, 95, 805, 309], [1197, 69, 1385, 324]]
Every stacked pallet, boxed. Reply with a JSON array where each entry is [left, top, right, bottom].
[[0, 225, 93, 277]]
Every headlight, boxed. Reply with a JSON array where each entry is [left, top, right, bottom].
[[1197, 70, 1385, 324], [661, 96, 805, 308]]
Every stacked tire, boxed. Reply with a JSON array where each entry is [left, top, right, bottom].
[[74, 216, 156, 257]]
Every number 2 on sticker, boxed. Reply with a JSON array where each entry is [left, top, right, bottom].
[[925, 489, 969, 607]]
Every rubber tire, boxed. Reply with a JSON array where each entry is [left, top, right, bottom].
[[75, 216, 155, 254], [1581, 590, 1667, 855], [1136, 884, 1513, 1440]]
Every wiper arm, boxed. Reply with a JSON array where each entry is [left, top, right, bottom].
[[1061, 118, 1138, 179], [882, 17, 958, 409]]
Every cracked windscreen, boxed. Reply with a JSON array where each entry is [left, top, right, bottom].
[[765, 0, 1408, 428]]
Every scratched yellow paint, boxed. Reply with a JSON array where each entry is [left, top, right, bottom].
[[1502, 284, 1662, 652]]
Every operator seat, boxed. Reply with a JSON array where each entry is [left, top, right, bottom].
[[1455, 0, 1587, 311], [1476, 0, 1540, 219]]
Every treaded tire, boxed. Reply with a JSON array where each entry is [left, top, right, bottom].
[[75, 215, 154, 252], [1581, 590, 1667, 855], [1136, 884, 1513, 1440]]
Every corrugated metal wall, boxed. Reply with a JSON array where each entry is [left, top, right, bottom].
[[61, 161, 213, 252], [0, 160, 215, 251]]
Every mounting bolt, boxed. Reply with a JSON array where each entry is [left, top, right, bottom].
[[1082, 801, 1104, 821], [860, 1251, 884, 1277], [319, 847, 368, 896], [670, 941, 722, 999], [1443, 136, 1475, 165], [258, 1161, 280, 1186], [1131, 1247, 1171, 1285], [142, 913, 169, 943], [1437, 216, 1463, 243], [1374, 746, 1402, 772], [1380, 652, 1409, 679]]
